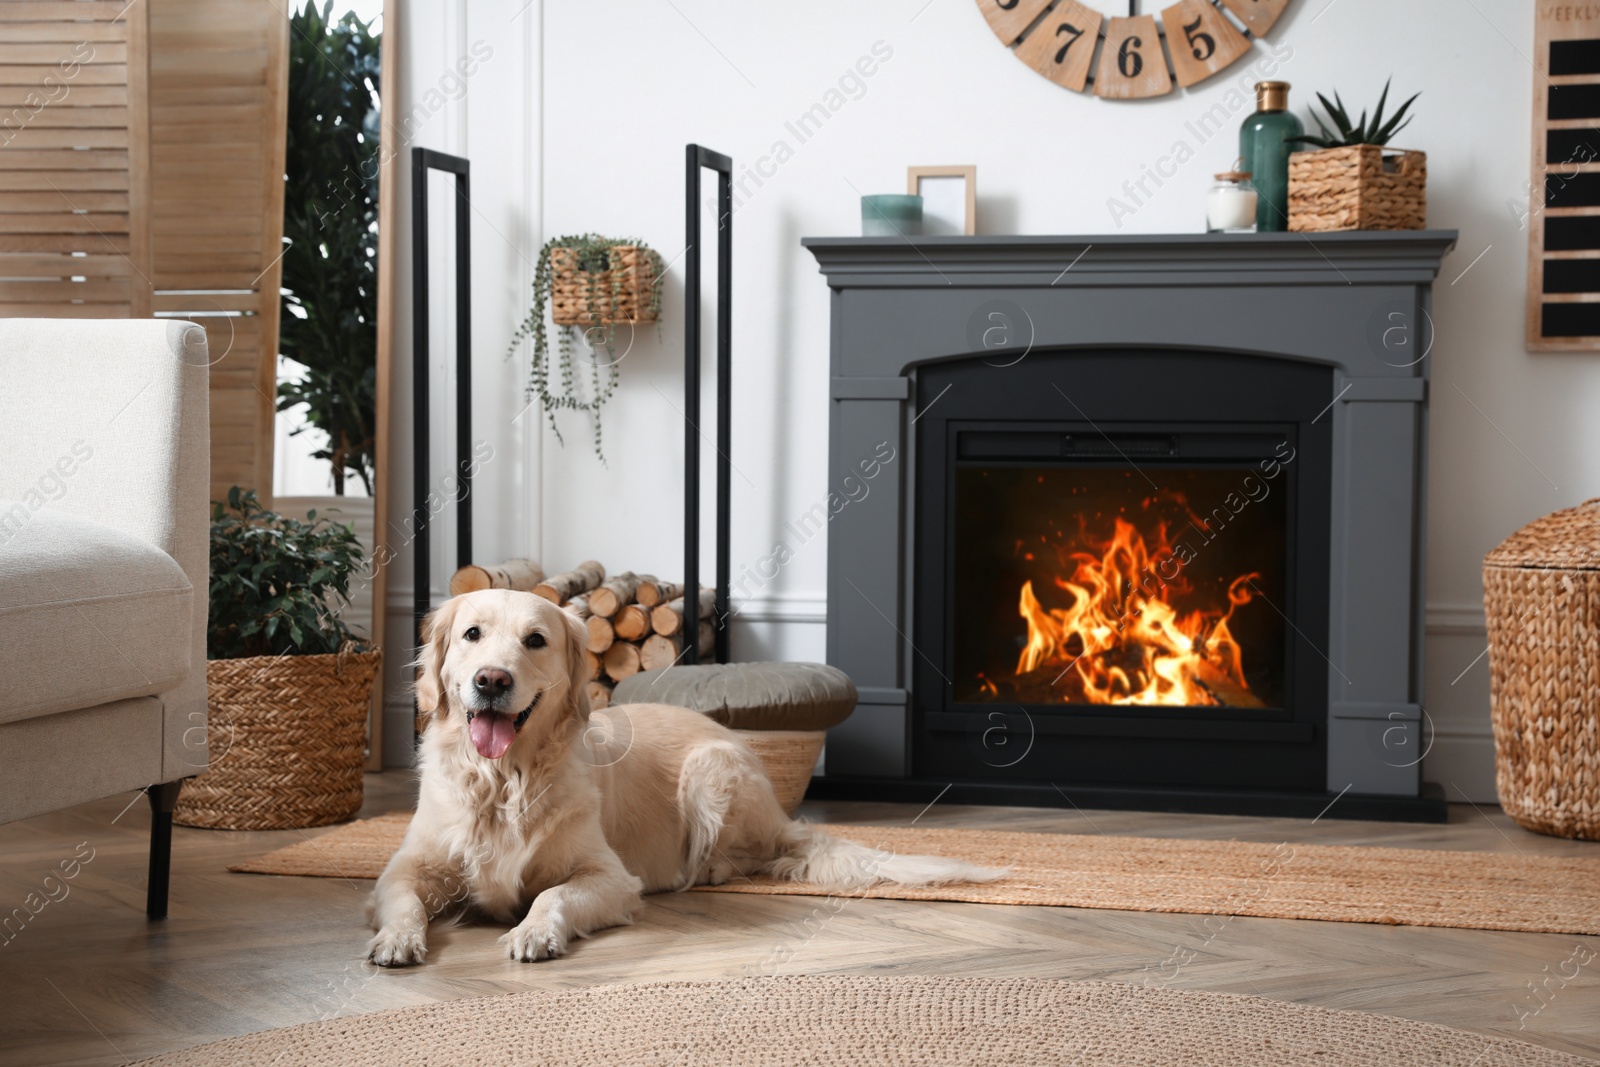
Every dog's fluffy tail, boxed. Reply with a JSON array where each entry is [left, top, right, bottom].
[[767, 822, 1006, 890]]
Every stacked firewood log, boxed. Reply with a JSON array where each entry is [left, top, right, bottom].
[[447, 559, 716, 709]]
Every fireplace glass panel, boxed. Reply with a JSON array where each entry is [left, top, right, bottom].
[[953, 465, 1288, 710]]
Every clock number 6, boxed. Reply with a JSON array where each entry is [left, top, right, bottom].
[[1117, 35, 1143, 78], [1053, 22, 1084, 64], [1181, 15, 1216, 61]]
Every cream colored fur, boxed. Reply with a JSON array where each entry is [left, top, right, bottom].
[[367, 589, 1000, 966]]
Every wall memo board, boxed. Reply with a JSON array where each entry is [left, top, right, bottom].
[[1527, 6, 1600, 351]]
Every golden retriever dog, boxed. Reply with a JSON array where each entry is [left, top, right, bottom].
[[367, 589, 1000, 966]]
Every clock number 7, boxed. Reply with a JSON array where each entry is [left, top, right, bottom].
[[1182, 15, 1216, 61], [1053, 22, 1084, 64]]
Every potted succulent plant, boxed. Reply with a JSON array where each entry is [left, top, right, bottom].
[[175, 488, 380, 831], [1285, 79, 1424, 232], [507, 234, 665, 463]]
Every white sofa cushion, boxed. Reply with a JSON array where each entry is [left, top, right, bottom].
[[0, 501, 193, 725]]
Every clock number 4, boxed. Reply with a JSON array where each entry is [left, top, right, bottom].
[[1053, 22, 1084, 64], [1181, 15, 1216, 61], [1117, 35, 1143, 78]]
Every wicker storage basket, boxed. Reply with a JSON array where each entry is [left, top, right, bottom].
[[1288, 145, 1426, 232], [734, 729, 825, 815], [549, 244, 658, 326], [175, 648, 381, 830], [1483, 499, 1600, 840]]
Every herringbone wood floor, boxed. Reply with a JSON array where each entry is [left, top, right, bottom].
[[1, 772, 1597, 1065]]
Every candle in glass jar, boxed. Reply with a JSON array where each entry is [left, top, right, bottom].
[[861, 194, 924, 237], [1207, 171, 1258, 233]]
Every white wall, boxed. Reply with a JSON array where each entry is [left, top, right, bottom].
[[382, 0, 543, 765], [388, 0, 1596, 799]]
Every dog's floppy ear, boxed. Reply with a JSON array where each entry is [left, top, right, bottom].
[[560, 605, 592, 719], [414, 598, 460, 724]]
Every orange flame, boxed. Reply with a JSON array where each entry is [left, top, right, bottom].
[[1014, 517, 1263, 707]]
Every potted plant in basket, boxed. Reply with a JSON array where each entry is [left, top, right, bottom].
[[507, 234, 666, 464], [175, 488, 381, 831], [1285, 79, 1424, 233]]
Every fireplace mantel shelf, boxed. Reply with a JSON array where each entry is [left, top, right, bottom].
[[803, 231, 1459, 287]]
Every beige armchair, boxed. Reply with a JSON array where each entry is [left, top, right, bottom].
[[0, 318, 210, 919]]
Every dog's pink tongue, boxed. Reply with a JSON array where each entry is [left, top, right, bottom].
[[469, 712, 516, 759]]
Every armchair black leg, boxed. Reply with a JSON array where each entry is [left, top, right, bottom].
[[146, 781, 183, 920]]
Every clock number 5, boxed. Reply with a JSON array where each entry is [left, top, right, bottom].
[[1117, 35, 1143, 79], [1053, 22, 1084, 64], [1181, 15, 1216, 62]]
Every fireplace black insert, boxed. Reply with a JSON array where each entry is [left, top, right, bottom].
[[951, 451, 1292, 709], [913, 348, 1332, 792]]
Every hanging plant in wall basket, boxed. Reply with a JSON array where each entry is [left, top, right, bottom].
[[508, 234, 665, 463]]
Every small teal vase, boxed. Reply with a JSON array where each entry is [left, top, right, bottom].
[[1239, 81, 1303, 232]]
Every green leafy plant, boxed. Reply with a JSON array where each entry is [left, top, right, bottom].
[[208, 487, 365, 660], [507, 234, 665, 464], [278, 1, 382, 496], [1286, 78, 1419, 150]]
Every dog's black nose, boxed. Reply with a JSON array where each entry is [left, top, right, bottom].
[[473, 668, 513, 698]]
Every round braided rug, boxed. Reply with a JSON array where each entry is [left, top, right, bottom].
[[131, 975, 1592, 1066]]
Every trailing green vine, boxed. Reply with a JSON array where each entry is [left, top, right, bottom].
[[508, 234, 665, 463]]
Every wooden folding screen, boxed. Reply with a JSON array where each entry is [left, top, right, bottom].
[[0, 0, 288, 504], [0, 0, 151, 318], [147, 0, 288, 502]]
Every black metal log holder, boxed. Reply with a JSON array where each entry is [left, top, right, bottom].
[[410, 148, 473, 652], [409, 146, 727, 673], [683, 144, 733, 666]]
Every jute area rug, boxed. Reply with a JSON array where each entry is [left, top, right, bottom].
[[229, 811, 1600, 935], [131, 975, 1594, 1066]]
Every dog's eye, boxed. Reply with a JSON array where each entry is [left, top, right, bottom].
[[524, 632, 546, 649], [463, 626, 481, 642]]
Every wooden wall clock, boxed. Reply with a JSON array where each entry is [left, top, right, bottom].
[[978, 0, 1291, 99]]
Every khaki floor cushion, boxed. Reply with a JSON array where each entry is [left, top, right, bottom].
[[612, 661, 857, 732]]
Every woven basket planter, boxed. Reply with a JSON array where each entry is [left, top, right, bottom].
[[549, 244, 658, 327], [176, 648, 381, 830], [734, 729, 825, 815], [1483, 499, 1600, 840], [1287, 145, 1426, 232]]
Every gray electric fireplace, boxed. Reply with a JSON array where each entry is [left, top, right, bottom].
[[804, 232, 1456, 821]]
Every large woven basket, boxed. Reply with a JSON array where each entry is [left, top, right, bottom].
[[549, 244, 658, 327], [1483, 499, 1600, 840], [1288, 145, 1426, 232], [176, 648, 381, 830], [733, 729, 825, 815]]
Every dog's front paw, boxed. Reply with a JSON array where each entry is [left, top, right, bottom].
[[702, 857, 741, 886], [367, 926, 428, 967], [500, 918, 568, 962]]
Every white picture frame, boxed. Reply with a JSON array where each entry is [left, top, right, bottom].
[[908, 165, 977, 236]]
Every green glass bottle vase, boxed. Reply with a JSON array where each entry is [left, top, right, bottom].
[[1239, 81, 1303, 232]]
